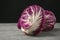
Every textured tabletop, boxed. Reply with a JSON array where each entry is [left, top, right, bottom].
[[0, 23, 60, 40]]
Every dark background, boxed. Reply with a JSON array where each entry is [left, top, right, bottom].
[[0, 0, 60, 23]]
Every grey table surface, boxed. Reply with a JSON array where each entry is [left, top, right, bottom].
[[0, 23, 60, 40]]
